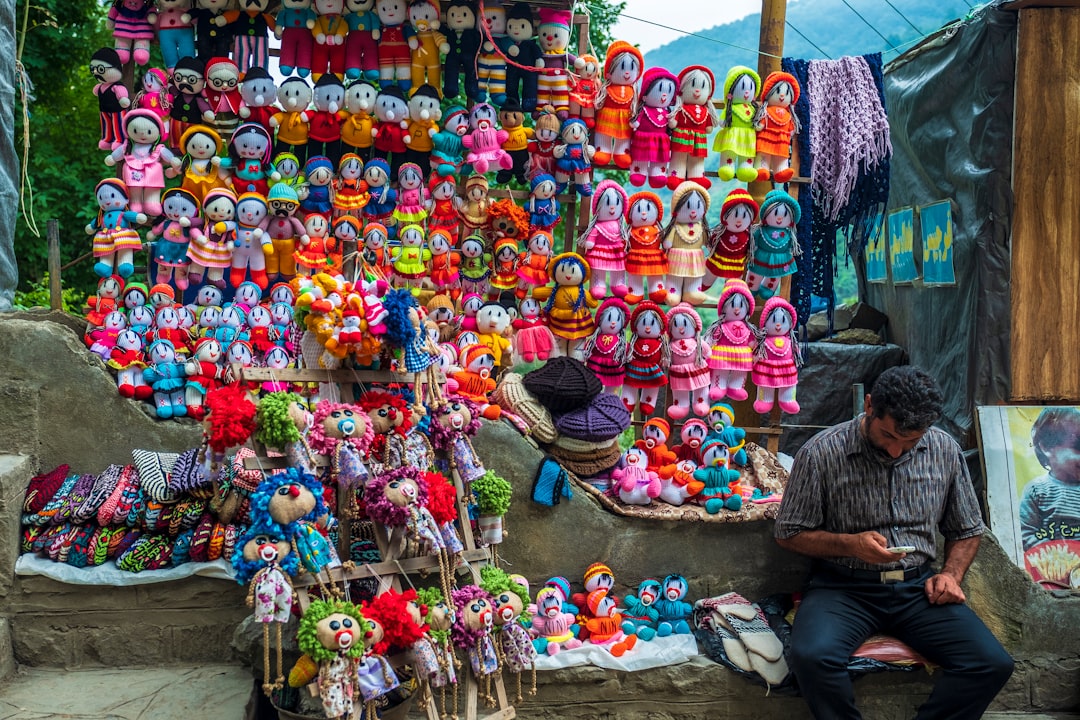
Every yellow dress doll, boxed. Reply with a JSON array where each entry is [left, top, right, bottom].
[[532, 252, 597, 361]]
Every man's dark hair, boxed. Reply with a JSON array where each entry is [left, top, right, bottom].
[[869, 366, 943, 433]]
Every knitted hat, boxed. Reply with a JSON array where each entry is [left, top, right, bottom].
[[334, 215, 362, 235], [584, 562, 613, 586], [760, 189, 801, 225], [700, 436, 730, 462], [493, 236, 519, 255], [678, 65, 716, 94], [204, 56, 238, 79], [537, 8, 571, 30], [643, 417, 671, 439], [492, 373, 557, 443], [305, 155, 334, 176], [267, 182, 299, 203], [123, 108, 166, 141], [717, 278, 755, 316], [554, 392, 631, 442], [507, 2, 533, 23], [595, 296, 629, 325], [550, 434, 612, 454], [242, 66, 271, 83], [547, 252, 590, 283], [95, 177, 128, 199], [364, 157, 390, 177], [629, 300, 665, 333], [604, 40, 643, 77], [202, 187, 237, 210], [236, 191, 267, 211], [427, 293, 455, 314], [761, 296, 798, 328], [547, 439, 622, 478], [91, 47, 123, 67], [760, 71, 800, 104], [586, 589, 609, 616], [24, 465, 70, 513], [721, 188, 759, 219], [591, 179, 628, 216], [464, 174, 489, 193], [365, 222, 388, 239], [443, 104, 468, 126], [640, 67, 677, 95], [461, 344, 495, 371], [709, 402, 736, 427], [122, 281, 149, 302], [545, 576, 572, 601], [626, 191, 664, 222], [168, 447, 210, 494], [314, 72, 344, 90], [522, 357, 602, 414], [666, 302, 702, 332], [398, 162, 423, 181], [179, 124, 224, 155], [670, 181, 710, 213], [723, 65, 761, 100]]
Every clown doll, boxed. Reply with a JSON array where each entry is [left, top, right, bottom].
[[668, 65, 718, 190]]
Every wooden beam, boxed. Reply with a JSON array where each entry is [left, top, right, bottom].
[[46, 220, 61, 311], [1001, 0, 1080, 9]]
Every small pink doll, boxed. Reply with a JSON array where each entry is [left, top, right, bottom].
[[392, 163, 429, 226], [707, 278, 757, 402], [754, 71, 801, 183], [624, 191, 667, 305], [704, 189, 758, 291], [134, 68, 173, 143], [108, 328, 152, 400], [628, 67, 677, 189], [666, 302, 710, 419], [531, 587, 582, 656], [622, 301, 668, 416], [752, 296, 802, 415], [568, 54, 601, 128], [86, 179, 147, 280], [108, 0, 154, 65], [458, 292, 484, 333], [580, 179, 629, 299], [511, 297, 555, 364], [87, 310, 128, 361], [592, 40, 642, 169], [426, 175, 460, 238], [515, 229, 552, 299], [552, 118, 594, 197], [668, 65, 718, 190], [613, 446, 661, 506], [662, 181, 711, 306], [147, 187, 203, 291], [583, 296, 629, 393], [105, 109, 181, 217], [462, 103, 513, 175], [187, 187, 238, 289]]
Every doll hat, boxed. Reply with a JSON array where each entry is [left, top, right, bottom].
[[267, 183, 299, 203], [723, 65, 761, 100], [678, 65, 716, 92], [721, 188, 759, 218], [95, 177, 128, 198], [760, 189, 801, 225], [202, 187, 237, 208], [91, 47, 123, 67], [586, 589, 609, 616], [761, 296, 798, 327], [522, 356, 602, 414], [398, 162, 422, 180], [314, 73, 344, 90], [596, 296, 629, 323], [640, 67, 677, 93], [626, 191, 664, 222], [492, 372, 558, 443], [584, 561, 613, 585], [363, 157, 390, 176], [530, 173, 555, 191], [162, 186, 199, 208], [305, 155, 334, 176], [760, 71, 800, 104], [671, 181, 711, 213], [554, 392, 631, 442], [365, 222, 388, 237], [122, 108, 166, 137], [681, 417, 709, 439], [334, 215, 362, 234], [643, 417, 671, 439], [443, 104, 468, 125], [629, 300, 665, 333], [465, 174, 489, 192], [493, 236, 519, 254], [241, 66, 271, 83], [700, 436, 730, 462], [506, 2, 533, 23], [537, 8, 572, 29], [460, 344, 495, 369], [717, 278, 755, 316], [546, 576, 572, 600], [150, 283, 176, 302], [548, 252, 590, 282], [427, 293, 455, 314], [236, 191, 267, 209], [205, 56, 239, 77], [709, 402, 736, 426], [123, 281, 149, 301], [591, 179, 628, 215], [179, 124, 224, 154], [666, 302, 702, 332], [604, 40, 643, 76]]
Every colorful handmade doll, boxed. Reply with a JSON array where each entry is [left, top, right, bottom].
[[231, 192, 272, 289], [182, 337, 225, 418], [583, 296, 629, 393], [621, 191, 667, 304], [754, 71, 801, 183], [533, 9, 575, 115], [428, 395, 486, 483], [109, 329, 152, 400], [203, 57, 244, 141], [427, 229, 461, 299], [168, 56, 212, 145], [271, 78, 313, 162], [511, 298, 555, 363], [580, 180, 629, 299], [427, 175, 460, 237], [592, 41, 642, 169], [342, 0, 379, 81], [330, 153, 370, 220], [443, 0, 482, 101], [236, 68, 278, 133], [621, 579, 662, 641], [215, 0, 274, 75], [567, 53, 600, 129], [311, 0, 349, 80], [496, 100, 533, 185], [86, 310, 127, 361], [515, 229, 552, 298], [752, 296, 801, 415], [704, 189, 758, 290], [747, 189, 800, 299], [340, 80, 378, 161], [220, 123, 277, 199], [505, 3, 540, 110], [532, 252, 597, 361], [530, 587, 582, 656], [478, 567, 537, 701], [296, 599, 367, 720], [373, 0, 410, 91], [668, 65, 718, 190], [662, 181, 711, 306], [352, 598, 405, 714], [485, 238, 519, 303], [614, 447, 661, 506], [526, 174, 561, 233], [147, 188, 201, 290], [583, 591, 638, 656], [134, 68, 172, 144], [176, 125, 225, 204], [307, 74, 347, 165], [451, 585, 500, 702], [693, 436, 742, 514], [308, 398, 374, 502], [462, 103, 513, 175], [143, 339, 188, 418], [86, 179, 146, 279], [628, 67, 677, 188], [89, 48, 131, 151], [451, 345, 502, 420], [666, 302, 710, 419], [365, 467, 447, 558], [406, 1, 448, 92], [633, 418, 676, 473], [299, 156, 336, 216], [552, 118, 594, 197], [295, 213, 337, 275], [360, 222, 390, 278], [403, 85, 442, 171], [413, 587, 459, 713], [714, 66, 761, 183], [526, 107, 560, 181], [673, 420, 708, 466], [259, 184, 308, 282], [106, 110, 181, 217], [382, 290, 440, 399], [249, 467, 338, 577], [361, 158, 398, 232], [458, 176, 491, 238], [108, 0, 154, 65], [622, 301, 669, 416], [192, 0, 233, 62], [148, 304, 193, 357], [706, 278, 756, 402], [276, 0, 318, 77], [393, 163, 429, 226], [430, 105, 469, 177], [476, 2, 510, 105], [188, 187, 238, 288], [654, 574, 693, 636], [457, 293, 483, 332], [149, 0, 196, 71], [658, 459, 705, 507], [391, 224, 431, 294]]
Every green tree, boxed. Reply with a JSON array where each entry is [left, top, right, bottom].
[[574, 0, 627, 56]]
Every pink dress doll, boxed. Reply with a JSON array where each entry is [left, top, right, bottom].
[[187, 188, 238, 289], [392, 163, 429, 226], [622, 301, 668, 415], [134, 68, 172, 143], [462, 103, 513, 174], [707, 279, 757, 402], [511, 298, 556, 364], [628, 67, 678, 189], [752, 296, 801, 415], [580, 179, 629, 299], [147, 187, 202, 291], [106, 109, 180, 217], [583, 297, 629, 393], [666, 303, 710, 420]]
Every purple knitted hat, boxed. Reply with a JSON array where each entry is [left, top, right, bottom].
[[554, 392, 631, 441]]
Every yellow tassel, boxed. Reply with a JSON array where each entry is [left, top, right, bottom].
[[288, 653, 319, 688]]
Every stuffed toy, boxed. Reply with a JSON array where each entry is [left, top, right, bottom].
[[510, 297, 554, 364], [620, 190, 667, 304], [341, 80, 379, 161], [457, 292, 484, 333], [622, 301, 669, 415], [462, 103, 512, 175], [248, 304, 276, 355], [270, 78, 313, 162], [270, 300, 299, 351], [119, 278, 147, 313], [311, 0, 349, 81], [427, 394, 486, 483], [457, 177, 491, 241], [367, 466, 447, 566], [674, 418, 709, 464], [665, 302, 710, 419], [593, 40, 642, 169], [250, 467, 338, 577], [147, 305, 192, 357], [704, 189, 758, 290], [89, 48, 131, 152], [134, 68, 172, 144], [621, 578, 662, 641], [475, 2, 510, 105], [413, 587, 459, 715], [487, 237, 520, 303], [693, 436, 742, 514], [361, 158, 398, 232], [276, 0, 318, 77], [634, 417, 677, 474], [511, 228, 551, 299], [230, 192, 272, 289], [568, 53, 600, 129], [296, 599, 368, 720], [389, 223, 429, 293], [308, 74, 348, 165], [504, 3, 540, 110], [654, 574, 693, 636], [747, 189, 800, 299], [221, 123, 277, 199], [148, 282, 177, 310], [752, 296, 802, 415], [191, 0, 233, 61], [706, 278, 756, 402], [581, 180, 629, 299], [234, 69, 276, 133], [450, 585, 500, 704], [714, 66, 761, 183], [451, 345, 501, 420], [427, 175, 460, 238], [343, 0, 379, 81], [149, 0, 195, 71], [657, 458, 705, 506], [353, 610, 402, 715], [403, 84, 441, 172], [373, 0, 411, 91], [533, 8, 575, 116], [427, 229, 461, 299], [86, 310, 127, 361], [570, 561, 618, 619], [754, 71, 801, 183], [187, 187, 238, 288], [480, 566, 537, 702], [532, 252, 596, 361], [87, 179, 146, 279], [372, 86, 410, 177], [443, 0, 482, 102], [526, 173, 560, 233], [583, 590, 637, 656], [358, 389, 415, 468], [668, 66, 718, 190], [331, 153, 370, 220], [406, 1, 448, 94], [168, 57, 211, 146], [496, 99, 533, 185], [216, 0, 275, 74], [474, 301, 513, 368], [552, 118, 594, 197], [383, 289, 441, 405], [431, 106, 469, 178], [142, 339, 188, 418], [583, 296, 629, 393], [361, 222, 391, 277], [108, 329, 152, 400], [176, 124, 226, 205], [180, 337, 224, 419], [628, 67, 677, 189], [330, 215, 361, 270], [212, 303, 250, 355], [299, 156, 336, 216], [259, 183, 308, 282], [106, 109, 181, 217], [202, 57, 244, 141], [530, 587, 582, 656], [256, 391, 314, 466], [524, 106, 558, 181], [614, 447, 661, 506], [108, 0, 154, 65], [308, 398, 374, 496], [662, 181, 711, 306], [393, 163, 430, 226], [705, 404, 747, 468]]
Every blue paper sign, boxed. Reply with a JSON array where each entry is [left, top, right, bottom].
[[919, 201, 955, 286]]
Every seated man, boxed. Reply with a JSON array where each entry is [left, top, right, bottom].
[[775, 365, 1013, 719]]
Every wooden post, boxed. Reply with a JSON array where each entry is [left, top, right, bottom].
[[47, 219, 62, 311]]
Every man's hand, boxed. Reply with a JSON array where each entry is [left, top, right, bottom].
[[849, 531, 902, 564], [925, 572, 966, 605]]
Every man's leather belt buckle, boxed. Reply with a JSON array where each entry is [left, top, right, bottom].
[[880, 569, 905, 583]]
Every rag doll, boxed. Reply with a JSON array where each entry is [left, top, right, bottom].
[[442, 0, 481, 102], [217, 0, 276, 74], [352, 602, 403, 714], [583, 297, 629, 393], [511, 297, 555, 363], [505, 3, 540, 110], [237, 67, 278, 132], [427, 175, 460, 238], [530, 587, 582, 656], [231, 191, 272, 289], [526, 107, 560, 180], [462, 103, 512, 175], [413, 587, 460, 716], [704, 189, 759, 289], [331, 153, 370, 219], [707, 279, 757, 402], [299, 156, 336, 216], [458, 233, 493, 300], [693, 437, 742, 514], [653, 574, 693, 636], [592, 41, 642, 169], [361, 159, 398, 232], [106, 110, 181, 217], [568, 54, 600, 128], [487, 238, 521, 304], [746, 189, 800, 300], [533, 9, 575, 115], [382, 290, 440, 406], [623, 191, 667, 304], [668, 65, 718, 189], [451, 586, 501, 705], [177, 125, 227, 205], [665, 302, 710, 419], [428, 229, 461, 299], [149, 0, 196, 71], [221, 123, 277, 198], [147, 188, 202, 290], [391, 224, 431, 294], [375, 0, 411, 91], [277, 0, 318, 77], [634, 417, 677, 474], [407, 1, 449, 92], [621, 579, 662, 641], [515, 229, 552, 299], [552, 118, 594, 197], [714, 66, 761, 183], [108, 0, 154, 65], [531, 252, 596, 361], [476, 2, 510, 105], [143, 339, 189, 418], [479, 566, 537, 702], [182, 337, 225, 418], [496, 100, 533, 185], [662, 181, 711, 306], [295, 599, 367, 720], [89, 48, 131, 151], [754, 71, 801, 183], [343, 0, 379, 81], [526, 174, 561, 233], [365, 467, 447, 562], [673, 418, 709, 464], [582, 591, 637, 656], [203, 57, 244, 142], [87, 179, 147, 279], [108, 329, 153, 400], [752, 296, 801, 415], [86, 310, 127, 361], [372, 85, 410, 178], [260, 184, 308, 282], [393, 163, 429, 227], [358, 389, 416, 469], [580, 180, 629, 299], [307, 74, 347, 165], [249, 467, 339, 578], [311, 0, 349, 81], [622, 301, 668, 416], [431, 105, 469, 177], [657, 459, 705, 506], [613, 447, 661, 506], [428, 395, 486, 484], [628, 67, 677, 189], [340, 80, 378, 160], [187, 187, 238, 288]]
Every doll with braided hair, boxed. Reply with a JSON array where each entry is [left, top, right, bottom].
[[480, 566, 537, 702], [415, 586, 459, 718], [427, 394, 486, 484]]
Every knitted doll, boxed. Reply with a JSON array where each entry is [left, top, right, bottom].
[[307, 75, 347, 165], [479, 566, 537, 702], [374, 0, 411, 91], [87, 180, 146, 280], [458, 292, 484, 332], [531, 587, 582, 656], [674, 418, 709, 464], [276, 0, 318, 78], [392, 224, 431, 294], [270, 78, 313, 162], [428, 395, 486, 484], [231, 192, 272, 290], [693, 437, 742, 514], [109, 329, 152, 400], [622, 301, 669, 416], [361, 159, 398, 232], [704, 189, 759, 290], [89, 48, 131, 151], [668, 65, 719, 190], [628, 67, 677, 189], [260, 184, 308, 282], [463, 103, 513, 175], [296, 599, 367, 720], [488, 238, 520, 303], [634, 417, 677, 474], [552, 118, 594, 197], [188, 187, 238, 288], [658, 459, 705, 506], [662, 181, 711, 306], [526, 174, 561, 233], [452, 586, 501, 705], [532, 252, 597, 361], [583, 297, 629, 393], [217, 0, 276, 75], [714, 66, 761, 183], [142, 339, 189, 418], [580, 180, 629, 299], [533, 9, 576, 116], [754, 71, 801, 183], [706, 405, 747, 470], [134, 68, 172, 143], [181, 337, 224, 419], [511, 298, 555, 363], [505, 3, 540, 110], [431, 106, 469, 177], [614, 447, 661, 506], [666, 302, 710, 419], [340, 80, 377, 161], [177, 125, 227, 205], [443, 0, 481, 101], [149, 0, 195, 71], [299, 155, 335, 216], [654, 574, 693, 636], [221, 123, 277, 199], [516, 229, 552, 299], [427, 175, 460, 237], [403, 85, 442, 171], [249, 467, 338, 577], [342, 0, 378, 81], [583, 590, 637, 656], [148, 305, 193, 357], [393, 163, 429, 226], [192, 0, 233, 62], [330, 153, 370, 219], [413, 587, 459, 715], [358, 389, 415, 469], [407, 1, 448, 93], [567, 54, 600, 129], [168, 56, 212, 147], [747, 189, 801, 300], [476, 2, 511, 104], [428, 229, 461, 299], [624, 191, 667, 305], [108, 0, 154, 65], [707, 278, 757, 402], [203, 57, 244, 142], [311, 0, 349, 81], [382, 290, 440, 407], [294, 213, 336, 277], [86, 310, 127, 361], [372, 86, 411, 178], [752, 296, 802, 415], [451, 345, 502, 420], [459, 235, 493, 298], [497, 100, 533, 185], [621, 579, 662, 641], [106, 110, 181, 217], [592, 41, 642, 169]]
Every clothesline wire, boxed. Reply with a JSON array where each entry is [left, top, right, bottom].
[[839, 0, 899, 51], [881, 0, 924, 35], [616, 12, 784, 59], [785, 20, 833, 60]]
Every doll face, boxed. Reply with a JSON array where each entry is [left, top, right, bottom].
[[429, 232, 451, 255], [552, 259, 583, 286], [597, 306, 626, 334], [482, 5, 506, 33], [275, 157, 301, 183], [506, 13, 533, 41], [466, 182, 488, 202], [308, 166, 333, 186], [643, 77, 677, 108], [304, 214, 329, 238], [333, 220, 359, 243], [363, 164, 388, 187], [398, 165, 422, 189], [364, 229, 387, 250], [124, 288, 146, 309], [724, 204, 754, 233], [125, 115, 162, 145], [634, 309, 663, 339], [177, 307, 195, 330], [538, 21, 569, 52], [313, 82, 345, 113], [376, 0, 406, 24], [430, 305, 453, 325], [642, 423, 668, 447], [249, 305, 271, 327], [90, 57, 123, 84], [271, 302, 293, 325], [323, 405, 366, 439], [127, 305, 152, 329], [103, 311, 127, 332], [610, 52, 641, 86], [197, 0, 229, 10], [409, 92, 441, 122], [679, 69, 713, 104], [560, 121, 588, 145], [676, 191, 706, 224], [98, 276, 123, 299], [242, 534, 291, 565], [395, 226, 422, 248], [194, 338, 223, 363], [171, 66, 206, 95], [116, 329, 143, 352], [142, 70, 165, 94], [456, 330, 479, 348], [731, 74, 758, 103], [445, 3, 475, 31], [578, 55, 599, 79], [235, 129, 270, 161], [264, 346, 291, 369], [220, 306, 245, 328], [519, 298, 540, 320], [469, 104, 498, 131], [367, 402, 405, 434], [156, 306, 180, 329], [492, 591, 523, 627], [763, 307, 793, 336], [463, 596, 493, 631], [227, 342, 254, 365], [460, 238, 484, 259], [629, 198, 659, 227], [438, 399, 474, 432], [269, 480, 317, 524], [427, 600, 455, 631], [277, 79, 313, 110], [162, 192, 199, 221], [585, 570, 613, 594], [236, 197, 268, 226], [345, 81, 377, 113], [96, 184, 128, 212], [681, 421, 708, 447], [494, 242, 517, 262], [315, 0, 345, 13], [593, 595, 617, 618], [462, 295, 482, 316], [720, 292, 750, 322], [526, 232, 551, 256], [185, 131, 219, 160], [271, 284, 295, 304], [466, 351, 494, 377], [702, 443, 730, 468], [538, 593, 561, 618], [374, 91, 407, 122], [475, 303, 509, 334], [196, 285, 223, 307], [431, 180, 455, 200], [150, 288, 174, 307], [624, 446, 647, 468], [337, 156, 362, 180], [203, 196, 236, 222], [237, 281, 264, 307], [668, 311, 697, 340], [345, 0, 374, 10], [199, 306, 220, 329], [206, 63, 239, 94], [316, 612, 359, 651], [763, 203, 794, 229], [532, 179, 556, 199], [766, 81, 795, 108], [149, 341, 176, 364], [408, 1, 439, 30], [240, 76, 276, 107], [439, 113, 465, 138], [595, 187, 624, 221]]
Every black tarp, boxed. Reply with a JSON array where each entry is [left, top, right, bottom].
[[0, 0, 17, 310], [862, 6, 1016, 443]]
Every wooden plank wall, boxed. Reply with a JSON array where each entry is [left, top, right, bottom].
[[1010, 7, 1080, 401]]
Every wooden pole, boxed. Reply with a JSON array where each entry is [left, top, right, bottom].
[[47, 219, 61, 311]]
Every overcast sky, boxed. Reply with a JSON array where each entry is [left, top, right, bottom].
[[610, 0, 762, 54]]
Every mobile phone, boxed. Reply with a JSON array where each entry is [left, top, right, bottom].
[[887, 546, 916, 554]]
